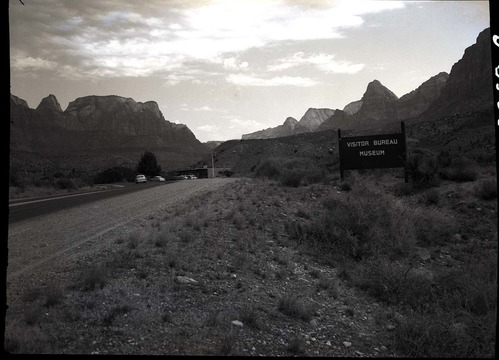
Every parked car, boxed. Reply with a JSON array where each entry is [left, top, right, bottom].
[[135, 174, 147, 184], [151, 176, 165, 182], [187, 174, 198, 180], [172, 175, 188, 180]]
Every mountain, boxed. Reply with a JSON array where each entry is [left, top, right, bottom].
[[317, 72, 449, 132], [354, 80, 399, 122], [204, 141, 225, 150], [420, 27, 493, 119], [396, 72, 449, 119], [242, 108, 334, 139], [10, 94, 210, 173], [210, 27, 493, 175], [298, 108, 335, 131], [242, 117, 307, 140], [342, 100, 362, 115]]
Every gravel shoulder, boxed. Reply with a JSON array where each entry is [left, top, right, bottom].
[[7, 178, 236, 300]]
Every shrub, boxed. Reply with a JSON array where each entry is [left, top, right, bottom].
[[43, 285, 64, 307], [411, 207, 453, 247], [127, 232, 141, 249], [420, 188, 440, 205], [219, 169, 234, 177], [54, 178, 78, 190], [279, 170, 303, 187], [254, 158, 281, 179], [441, 157, 478, 182], [311, 187, 416, 260], [287, 334, 305, 354], [102, 305, 132, 326], [4, 321, 50, 353], [476, 179, 497, 200], [93, 166, 135, 184], [278, 294, 313, 321], [218, 331, 237, 356], [239, 305, 260, 329], [339, 182, 352, 191], [81, 263, 107, 291], [405, 150, 441, 188]]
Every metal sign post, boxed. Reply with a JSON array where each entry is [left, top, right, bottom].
[[338, 128, 344, 181]]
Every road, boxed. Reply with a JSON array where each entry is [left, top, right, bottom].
[[6, 178, 237, 287], [9, 182, 168, 224]]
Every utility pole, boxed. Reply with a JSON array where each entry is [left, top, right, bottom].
[[211, 151, 215, 178]]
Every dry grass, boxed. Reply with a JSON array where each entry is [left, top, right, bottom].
[[5, 168, 496, 357]]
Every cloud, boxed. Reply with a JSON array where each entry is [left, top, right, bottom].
[[11, 56, 58, 71], [267, 52, 365, 74], [197, 124, 217, 132], [226, 73, 318, 87], [9, 0, 404, 81], [222, 57, 249, 71], [227, 117, 267, 131], [193, 106, 228, 113]]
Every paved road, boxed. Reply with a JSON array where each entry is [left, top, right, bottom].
[[8, 182, 168, 224]]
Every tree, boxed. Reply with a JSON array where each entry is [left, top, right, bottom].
[[136, 151, 161, 177]]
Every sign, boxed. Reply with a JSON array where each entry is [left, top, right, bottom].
[[338, 122, 408, 181]]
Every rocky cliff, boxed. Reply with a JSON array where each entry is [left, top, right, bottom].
[[298, 108, 335, 131], [318, 72, 449, 132], [242, 117, 309, 139], [10, 94, 210, 172], [342, 100, 362, 115], [396, 72, 449, 119], [422, 27, 493, 119], [242, 108, 334, 140]]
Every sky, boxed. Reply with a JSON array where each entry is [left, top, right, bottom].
[[9, 0, 490, 143]]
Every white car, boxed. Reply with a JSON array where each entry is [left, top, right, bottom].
[[151, 176, 165, 182], [187, 174, 198, 180], [135, 174, 147, 184]]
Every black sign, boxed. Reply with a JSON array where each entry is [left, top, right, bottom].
[[339, 132, 405, 170]]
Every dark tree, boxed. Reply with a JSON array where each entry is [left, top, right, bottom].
[[136, 151, 161, 177]]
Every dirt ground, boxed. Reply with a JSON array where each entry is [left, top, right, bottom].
[[4, 170, 497, 356]]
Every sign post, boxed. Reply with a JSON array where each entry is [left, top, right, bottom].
[[338, 128, 344, 181], [338, 122, 408, 182]]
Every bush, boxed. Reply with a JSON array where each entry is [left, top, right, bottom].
[[81, 263, 107, 291], [441, 157, 478, 182], [278, 294, 313, 321], [254, 158, 281, 179], [420, 188, 440, 205], [339, 182, 352, 191], [476, 179, 497, 200], [255, 157, 324, 187], [219, 169, 234, 177], [94, 166, 135, 184], [279, 170, 303, 187], [308, 186, 416, 260], [54, 178, 78, 190], [405, 150, 441, 188]]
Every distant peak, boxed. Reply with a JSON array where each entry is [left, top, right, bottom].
[[367, 79, 384, 88], [364, 79, 398, 100], [284, 117, 298, 125], [37, 94, 63, 113]]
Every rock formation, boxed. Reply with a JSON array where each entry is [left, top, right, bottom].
[[298, 108, 335, 131], [422, 27, 493, 119], [242, 108, 334, 139], [342, 100, 362, 115], [10, 94, 210, 171], [396, 72, 449, 119], [242, 117, 309, 139]]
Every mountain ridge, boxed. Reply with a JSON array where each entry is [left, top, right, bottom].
[[10, 94, 210, 172]]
